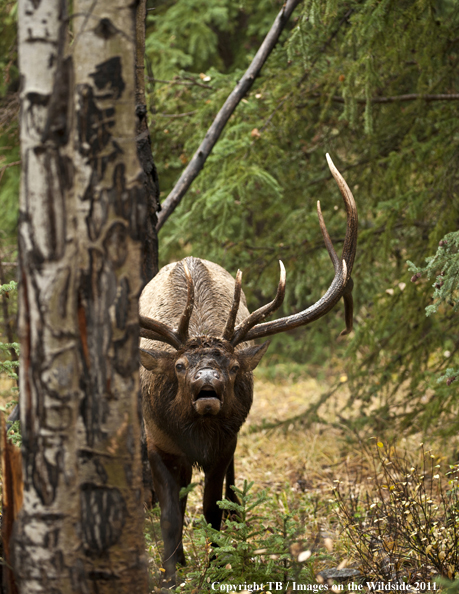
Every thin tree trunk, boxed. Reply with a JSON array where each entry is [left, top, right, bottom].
[[135, 0, 158, 507], [13, 0, 148, 591], [135, 0, 160, 283]]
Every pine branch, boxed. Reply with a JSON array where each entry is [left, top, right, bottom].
[[299, 93, 459, 107], [156, 0, 303, 232], [260, 8, 354, 132]]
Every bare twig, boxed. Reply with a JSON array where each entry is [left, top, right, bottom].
[[156, 0, 303, 231], [0, 252, 17, 364], [148, 76, 213, 90], [156, 110, 197, 119], [0, 160, 21, 186]]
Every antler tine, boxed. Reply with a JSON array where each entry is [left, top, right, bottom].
[[222, 269, 242, 341], [231, 154, 357, 345], [317, 199, 340, 274], [230, 261, 286, 346], [139, 316, 183, 350], [317, 198, 354, 336], [176, 261, 195, 342], [339, 277, 354, 336], [241, 259, 348, 343], [325, 153, 358, 279]]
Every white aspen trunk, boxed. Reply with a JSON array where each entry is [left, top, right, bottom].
[[14, 0, 148, 591], [15, 1, 82, 592], [71, 0, 148, 590]]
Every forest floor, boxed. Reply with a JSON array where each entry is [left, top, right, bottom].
[[1, 372, 455, 591]]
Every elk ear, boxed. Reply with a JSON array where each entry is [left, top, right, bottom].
[[238, 341, 270, 371], [139, 348, 175, 373]]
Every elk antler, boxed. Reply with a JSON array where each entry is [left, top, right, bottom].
[[231, 154, 358, 346], [140, 261, 195, 349], [222, 269, 243, 341], [229, 261, 286, 346]]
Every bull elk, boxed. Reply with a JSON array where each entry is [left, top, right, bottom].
[[139, 154, 357, 586]]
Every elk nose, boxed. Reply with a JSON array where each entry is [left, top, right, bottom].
[[195, 368, 220, 382]]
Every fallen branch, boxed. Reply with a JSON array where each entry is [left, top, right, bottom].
[[156, 0, 303, 231]]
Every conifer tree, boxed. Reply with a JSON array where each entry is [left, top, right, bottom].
[[147, 0, 459, 435]]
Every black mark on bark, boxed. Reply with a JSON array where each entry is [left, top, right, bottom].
[[80, 484, 127, 554], [136, 110, 160, 282], [114, 277, 129, 330], [70, 558, 90, 594], [103, 222, 128, 268], [89, 57, 125, 100], [26, 92, 49, 107], [78, 250, 117, 446], [42, 56, 73, 146], [76, 84, 122, 177], [113, 324, 138, 377], [94, 18, 117, 40], [32, 446, 63, 505]]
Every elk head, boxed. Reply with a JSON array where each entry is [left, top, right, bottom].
[[140, 334, 269, 417]]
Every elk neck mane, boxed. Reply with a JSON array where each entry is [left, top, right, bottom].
[[140, 256, 251, 342]]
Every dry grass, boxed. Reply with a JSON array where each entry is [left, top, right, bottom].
[[184, 374, 344, 513]]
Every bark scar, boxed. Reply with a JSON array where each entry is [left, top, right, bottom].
[[78, 300, 90, 369]]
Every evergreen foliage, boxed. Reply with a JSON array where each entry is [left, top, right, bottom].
[[145, 480, 328, 591], [145, 0, 459, 436], [0, 0, 20, 241], [0, 278, 19, 443], [1, 0, 459, 435]]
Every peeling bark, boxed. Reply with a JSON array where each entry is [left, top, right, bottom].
[[14, 0, 148, 592], [2, 419, 23, 594]]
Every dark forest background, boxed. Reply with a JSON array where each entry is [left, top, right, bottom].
[[1, 0, 459, 439]]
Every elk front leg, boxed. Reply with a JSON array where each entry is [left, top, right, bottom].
[[148, 448, 192, 586], [225, 455, 239, 504], [203, 440, 237, 530]]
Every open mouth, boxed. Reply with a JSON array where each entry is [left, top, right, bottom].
[[193, 387, 222, 415], [195, 388, 220, 401]]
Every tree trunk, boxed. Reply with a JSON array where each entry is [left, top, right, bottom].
[[135, 0, 160, 283], [13, 0, 148, 592], [134, 0, 159, 507]]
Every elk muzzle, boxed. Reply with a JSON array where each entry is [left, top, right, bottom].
[[191, 367, 224, 415]]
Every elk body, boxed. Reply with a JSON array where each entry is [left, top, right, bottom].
[[139, 155, 358, 586]]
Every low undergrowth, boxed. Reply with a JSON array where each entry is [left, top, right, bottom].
[[145, 480, 335, 593], [335, 443, 459, 583], [144, 430, 459, 592]]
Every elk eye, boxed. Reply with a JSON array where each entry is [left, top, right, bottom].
[[231, 365, 240, 374], [175, 362, 185, 372]]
